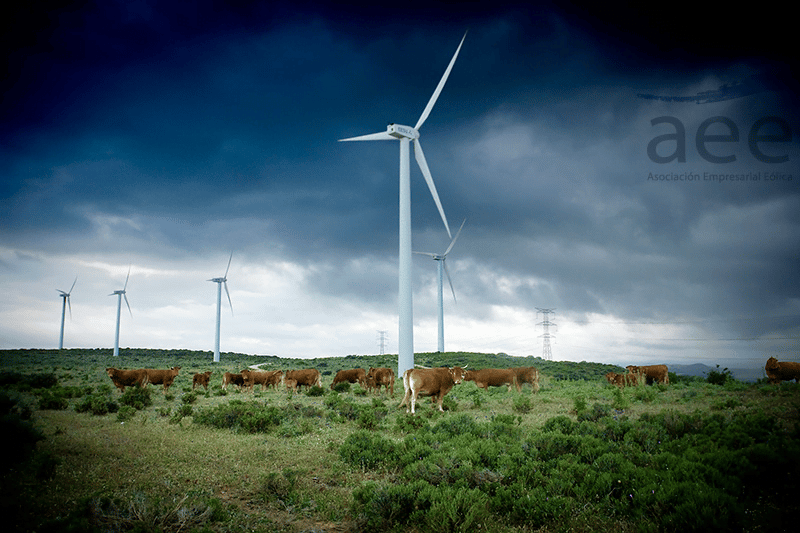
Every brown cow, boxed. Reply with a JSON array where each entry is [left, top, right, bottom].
[[284, 369, 322, 391], [144, 366, 181, 391], [399, 366, 466, 414], [605, 371, 642, 387], [106, 367, 149, 392], [222, 371, 245, 390], [626, 364, 669, 385], [192, 371, 213, 390], [285, 378, 298, 392], [241, 369, 283, 392], [464, 368, 518, 392], [330, 368, 367, 389], [765, 357, 800, 384], [366, 367, 395, 396], [511, 366, 540, 393]]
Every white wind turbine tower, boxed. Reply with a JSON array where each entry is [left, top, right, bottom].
[[415, 219, 465, 353], [340, 32, 467, 376], [209, 252, 233, 363], [110, 267, 132, 357], [57, 277, 77, 350]]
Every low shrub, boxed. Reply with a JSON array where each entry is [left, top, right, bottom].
[[37, 389, 70, 410], [339, 430, 398, 470], [706, 365, 734, 386], [119, 386, 152, 410], [512, 395, 532, 413], [116, 405, 137, 423], [74, 393, 119, 416], [306, 385, 325, 397]]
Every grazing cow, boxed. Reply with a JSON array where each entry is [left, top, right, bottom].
[[366, 367, 395, 396], [399, 366, 466, 414], [241, 369, 283, 392], [330, 368, 367, 389], [511, 366, 540, 393], [106, 367, 149, 392], [626, 364, 669, 385], [284, 369, 322, 391], [222, 371, 245, 390], [144, 366, 181, 392], [285, 378, 298, 392], [464, 368, 518, 392], [605, 371, 641, 387], [192, 371, 212, 390], [765, 357, 800, 384]]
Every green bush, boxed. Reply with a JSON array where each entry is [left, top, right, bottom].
[[182, 391, 198, 404], [339, 430, 398, 470], [193, 400, 295, 433], [74, 393, 119, 416], [332, 382, 350, 393], [512, 395, 532, 413], [116, 405, 137, 423], [170, 404, 194, 424], [306, 385, 325, 397], [706, 365, 733, 386], [37, 389, 70, 410], [119, 386, 152, 410]]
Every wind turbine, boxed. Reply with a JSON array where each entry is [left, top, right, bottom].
[[415, 219, 466, 353], [339, 32, 467, 376], [57, 277, 77, 350], [110, 267, 132, 357], [209, 252, 233, 363]]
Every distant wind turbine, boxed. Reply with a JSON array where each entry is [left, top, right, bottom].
[[339, 32, 467, 376], [110, 267, 132, 357], [209, 252, 233, 362], [57, 277, 77, 350], [415, 219, 466, 353]]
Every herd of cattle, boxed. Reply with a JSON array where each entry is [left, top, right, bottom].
[[104, 364, 542, 414], [604, 364, 670, 387], [104, 357, 800, 414]]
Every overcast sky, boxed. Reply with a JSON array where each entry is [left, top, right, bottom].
[[2, 1, 798, 371]]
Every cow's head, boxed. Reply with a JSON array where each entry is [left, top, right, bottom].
[[765, 357, 779, 370], [450, 366, 466, 384]]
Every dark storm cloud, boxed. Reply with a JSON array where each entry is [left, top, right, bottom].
[[2, 2, 798, 362]]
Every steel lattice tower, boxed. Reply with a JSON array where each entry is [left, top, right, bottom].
[[377, 330, 388, 355], [536, 308, 556, 360]]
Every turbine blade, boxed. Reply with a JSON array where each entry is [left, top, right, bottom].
[[413, 251, 437, 258], [413, 139, 451, 238], [224, 251, 233, 278], [124, 266, 131, 291], [444, 218, 466, 256], [415, 31, 467, 130], [443, 260, 457, 303], [124, 294, 132, 317], [69, 277, 77, 295], [67, 295, 72, 320], [224, 281, 233, 315], [339, 131, 396, 142]]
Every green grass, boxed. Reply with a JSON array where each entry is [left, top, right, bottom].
[[1, 348, 799, 532]]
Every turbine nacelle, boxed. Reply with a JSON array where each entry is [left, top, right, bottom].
[[387, 124, 419, 140]]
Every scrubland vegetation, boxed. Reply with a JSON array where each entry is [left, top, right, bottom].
[[2, 348, 799, 532]]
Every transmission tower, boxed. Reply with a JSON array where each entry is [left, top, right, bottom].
[[536, 308, 556, 360], [377, 330, 388, 355]]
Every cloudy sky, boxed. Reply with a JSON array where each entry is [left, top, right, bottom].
[[2, 1, 798, 371]]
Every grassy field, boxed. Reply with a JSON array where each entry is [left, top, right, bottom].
[[2, 349, 799, 532]]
